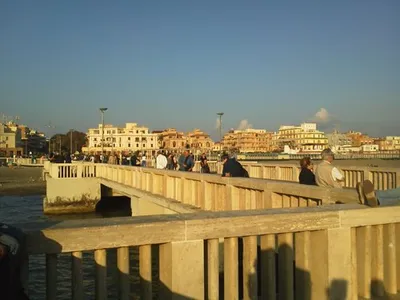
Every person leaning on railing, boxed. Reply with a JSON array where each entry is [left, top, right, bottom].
[[314, 148, 345, 188], [298, 157, 316, 185]]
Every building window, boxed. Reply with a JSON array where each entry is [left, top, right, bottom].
[[136, 144, 139, 147], [151, 144, 153, 147], [128, 144, 131, 147], [143, 144, 145, 148], [128, 137, 131, 141]]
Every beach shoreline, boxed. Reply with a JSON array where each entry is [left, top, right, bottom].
[[0, 167, 45, 196]]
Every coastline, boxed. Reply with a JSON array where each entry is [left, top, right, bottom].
[[0, 167, 45, 197]]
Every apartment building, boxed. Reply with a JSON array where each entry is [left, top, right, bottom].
[[157, 128, 187, 152], [84, 123, 158, 155], [186, 129, 214, 153], [222, 128, 273, 153], [346, 131, 374, 146], [274, 123, 328, 153], [375, 136, 400, 151], [0, 122, 24, 156]]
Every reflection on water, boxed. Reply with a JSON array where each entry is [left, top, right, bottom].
[[0, 195, 151, 300]]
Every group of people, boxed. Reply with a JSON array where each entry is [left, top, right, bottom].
[[155, 150, 212, 173], [299, 148, 400, 207]]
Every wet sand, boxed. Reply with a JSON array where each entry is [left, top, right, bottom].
[[0, 166, 45, 196]]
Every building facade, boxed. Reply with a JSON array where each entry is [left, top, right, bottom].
[[326, 131, 353, 153], [274, 123, 328, 153], [156, 128, 187, 152], [0, 122, 24, 156], [222, 129, 273, 153], [186, 129, 214, 154], [346, 131, 374, 147], [83, 123, 158, 155], [376, 136, 400, 151]]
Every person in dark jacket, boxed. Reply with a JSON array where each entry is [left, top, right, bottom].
[[200, 153, 210, 173], [221, 153, 249, 177], [299, 157, 317, 185], [0, 223, 29, 300]]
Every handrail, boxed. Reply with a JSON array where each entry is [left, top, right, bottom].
[[45, 163, 362, 210], [23, 205, 397, 254], [22, 205, 400, 299]]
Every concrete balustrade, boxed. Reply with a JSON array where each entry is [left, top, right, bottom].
[[196, 161, 400, 190], [23, 205, 400, 299], [97, 164, 361, 210], [43, 162, 365, 214]]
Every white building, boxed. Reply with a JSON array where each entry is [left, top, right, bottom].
[[83, 123, 158, 155], [361, 144, 379, 152]]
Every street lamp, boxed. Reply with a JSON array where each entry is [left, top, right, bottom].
[[99, 108, 108, 159], [217, 112, 224, 153], [45, 122, 56, 154], [69, 129, 74, 153]]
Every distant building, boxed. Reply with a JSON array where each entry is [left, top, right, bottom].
[[0, 122, 24, 156], [274, 123, 328, 153], [186, 129, 214, 154], [346, 131, 374, 147], [155, 128, 214, 154], [326, 131, 353, 153], [222, 128, 273, 153], [361, 144, 379, 152], [375, 136, 400, 151], [156, 128, 187, 152], [83, 123, 158, 155]]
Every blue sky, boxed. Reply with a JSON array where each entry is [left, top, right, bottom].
[[0, 0, 399, 139]]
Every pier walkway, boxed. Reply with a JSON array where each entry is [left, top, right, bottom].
[[20, 162, 399, 299]]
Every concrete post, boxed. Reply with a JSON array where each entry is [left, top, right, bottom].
[[159, 240, 204, 300], [310, 228, 355, 300]]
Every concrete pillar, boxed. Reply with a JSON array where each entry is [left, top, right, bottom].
[[159, 240, 204, 300], [326, 228, 354, 300], [130, 196, 139, 216], [311, 228, 354, 300]]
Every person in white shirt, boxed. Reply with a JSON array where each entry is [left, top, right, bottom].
[[156, 151, 168, 169]]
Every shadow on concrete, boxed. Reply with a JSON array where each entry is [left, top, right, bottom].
[[242, 242, 393, 300], [95, 196, 131, 217]]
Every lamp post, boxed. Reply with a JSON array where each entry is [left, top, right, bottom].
[[217, 112, 224, 153], [70, 129, 74, 153], [99, 108, 108, 160], [45, 122, 55, 154]]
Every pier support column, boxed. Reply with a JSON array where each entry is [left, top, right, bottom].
[[310, 228, 354, 300], [159, 240, 204, 299]]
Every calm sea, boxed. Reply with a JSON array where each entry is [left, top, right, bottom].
[[0, 195, 147, 300]]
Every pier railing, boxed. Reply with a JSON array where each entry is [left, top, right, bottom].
[[24, 205, 400, 299], [194, 161, 400, 190], [46, 163, 360, 209], [44, 160, 399, 190]]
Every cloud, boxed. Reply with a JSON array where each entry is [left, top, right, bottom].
[[237, 119, 253, 130], [314, 108, 330, 123]]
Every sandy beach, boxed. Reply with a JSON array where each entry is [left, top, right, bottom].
[[0, 166, 45, 196]]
